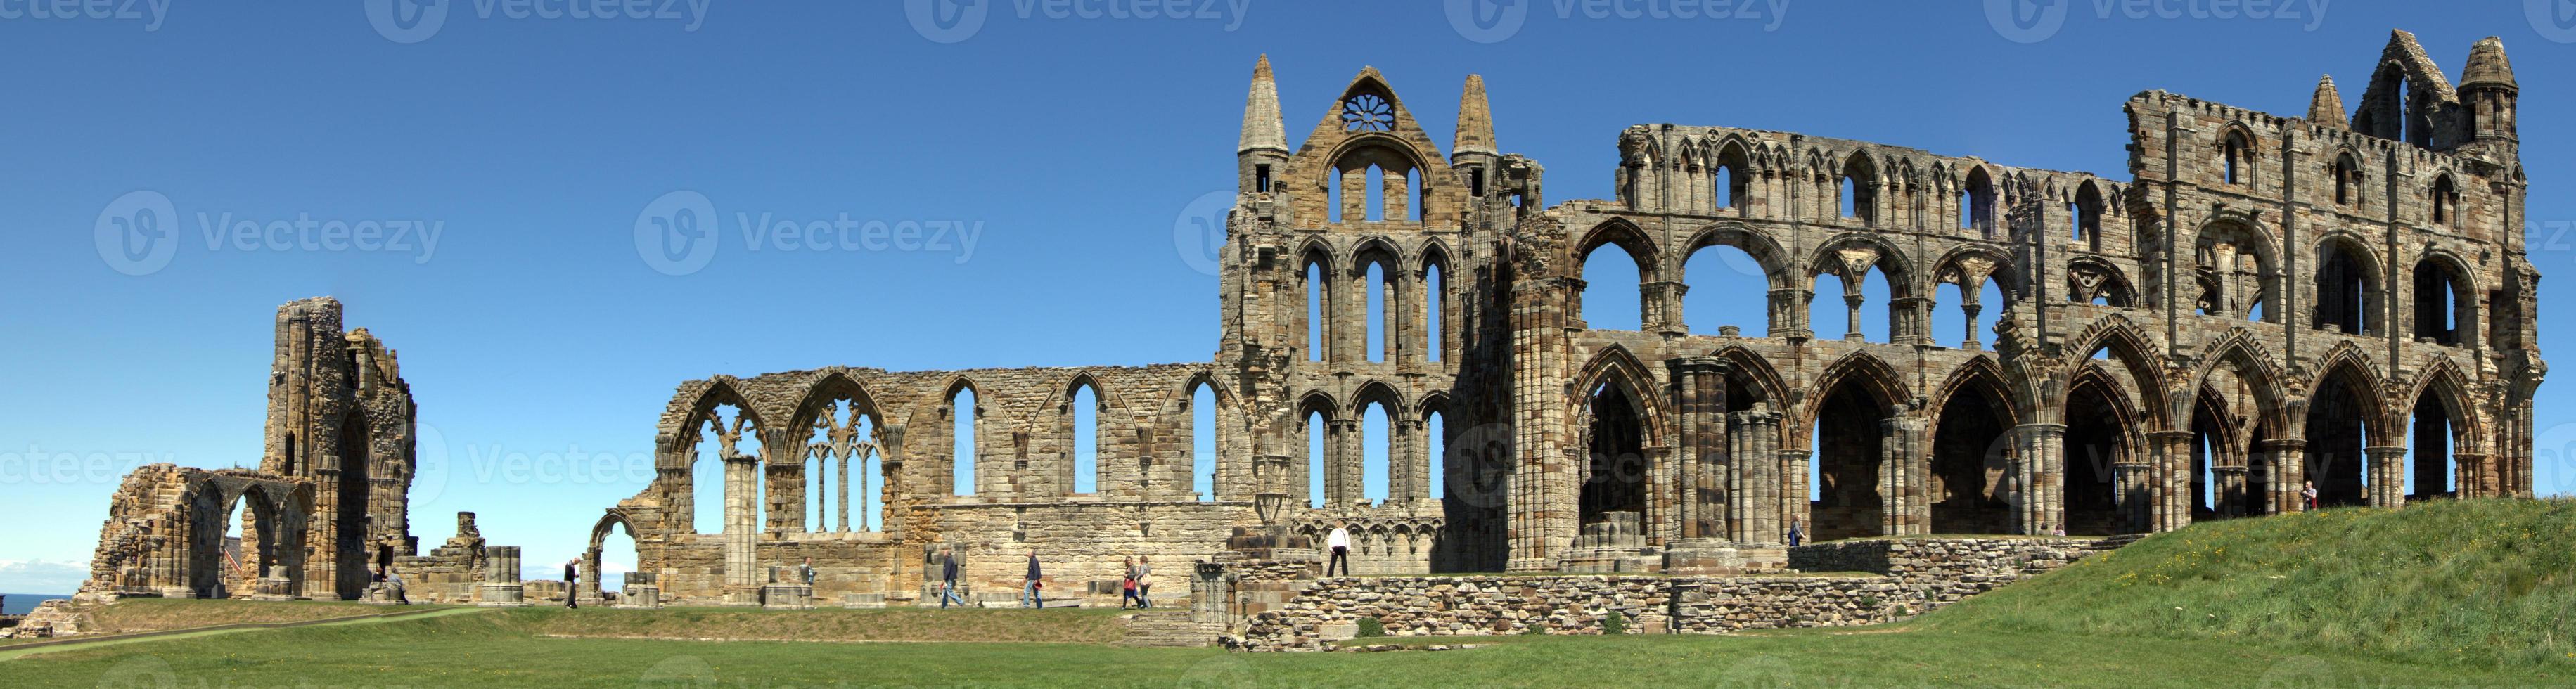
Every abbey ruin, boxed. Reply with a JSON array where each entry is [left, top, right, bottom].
[[70, 31, 2542, 615]]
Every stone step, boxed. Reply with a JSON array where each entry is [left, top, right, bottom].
[[1117, 612, 1215, 648]]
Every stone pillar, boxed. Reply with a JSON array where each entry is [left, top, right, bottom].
[[2261, 439, 2307, 514], [1880, 413, 1928, 535], [1504, 270, 1579, 572], [2365, 446, 2408, 508], [1778, 446, 1810, 541], [836, 444, 852, 532], [2452, 453, 2490, 499], [1769, 288, 1807, 341], [1191, 562, 1236, 631], [477, 546, 526, 607], [722, 453, 761, 606], [1667, 357, 1727, 540], [2110, 461, 2152, 533], [1643, 281, 1688, 336], [1329, 419, 1363, 510], [2010, 424, 2066, 534], [2146, 430, 2193, 531], [1890, 296, 1934, 346], [1729, 407, 1782, 546], [1959, 298, 1984, 351], [1843, 290, 1866, 340], [2213, 465, 2249, 517]]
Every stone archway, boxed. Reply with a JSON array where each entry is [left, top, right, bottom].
[[1578, 380, 1648, 529]]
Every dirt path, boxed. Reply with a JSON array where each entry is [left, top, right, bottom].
[[0, 607, 486, 662]]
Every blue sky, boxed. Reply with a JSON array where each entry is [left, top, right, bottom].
[[2, 1, 2570, 593]]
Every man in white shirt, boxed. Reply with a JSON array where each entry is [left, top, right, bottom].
[[1326, 522, 1352, 577]]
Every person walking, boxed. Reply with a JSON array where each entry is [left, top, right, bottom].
[[563, 559, 579, 609], [1326, 522, 1352, 577], [939, 551, 964, 608], [1786, 520, 1804, 547], [799, 557, 816, 588], [1120, 556, 1144, 610], [1134, 556, 1154, 609], [2302, 481, 2319, 511], [1021, 553, 1043, 609]]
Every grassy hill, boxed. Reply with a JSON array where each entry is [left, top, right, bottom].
[[1918, 497, 2576, 667]]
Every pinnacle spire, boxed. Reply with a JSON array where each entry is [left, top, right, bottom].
[[1454, 74, 1495, 157], [1238, 55, 1286, 154], [2463, 36, 2517, 89], [2309, 75, 2347, 128]]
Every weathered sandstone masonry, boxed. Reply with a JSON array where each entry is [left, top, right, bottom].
[[598, 30, 2539, 608], [1225, 537, 2110, 650]]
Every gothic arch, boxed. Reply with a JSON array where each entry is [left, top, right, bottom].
[[669, 378, 763, 446], [2062, 314, 2170, 425], [1570, 344, 1672, 446], [787, 369, 885, 438], [1676, 221, 1793, 291], [1804, 351, 1914, 436], [2405, 359, 2487, 453], [1929, 356, 2020, 430], [1710, 344, 1788, 412], [2184, 330, 2293, 434], [1574, 218, 1662, 282]]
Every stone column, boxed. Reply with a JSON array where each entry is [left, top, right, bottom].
[[2110, 461, 2152, 533], [836, 444, 852, 532], [1843, 290, 1866, 341], [2260, 439, 2306, 514], [2213, 465, 2249, 517], [1880, 413, 1928, 535], [2010, 423, 2066, 534], [1959, 300, 1984, 350], [2452, 453, 2490, 499], [2365, 446, 2408, 508], [1667, 357, 1727, 540], [1778, 446, 1810, 541], [2146, 430, 2193, 531], [1330, 419, 1363, 510], [1890, 296, 1934, 346], [1769, 288, 1807, 341], [477, 546, 526, 607], [722, 453, 761, 606], [1729, 407, 1781, 546], [1643, 281, 1688, 336]]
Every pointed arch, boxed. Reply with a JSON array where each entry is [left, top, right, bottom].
[[1165, 369, 1248, 501], [1711, 344, 1788, 413], [2184, 330, 2293, 434], [1573, 217, 1662, 281], [1928, 356, 2017, 534], [2061, 314, 2169, 426], [1806, 351, 1914, 434]]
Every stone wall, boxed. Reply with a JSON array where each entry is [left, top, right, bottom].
[[1229, 537, 2107, 651], [1788, 537, 2096, 580]]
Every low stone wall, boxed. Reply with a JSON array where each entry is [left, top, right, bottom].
[[1228, 538, 2106, 651], [1788, 537, 2094, 581]]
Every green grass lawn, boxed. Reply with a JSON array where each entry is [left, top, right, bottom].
[[11, 499, 2573, 687], [6, 608, 2553, 688]]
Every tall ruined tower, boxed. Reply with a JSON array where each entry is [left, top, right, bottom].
[[264, 297, 418, 599]]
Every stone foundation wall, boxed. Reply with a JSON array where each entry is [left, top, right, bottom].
[[1230, 537, 2108, 651], [1788, 537, 2094, 581]]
